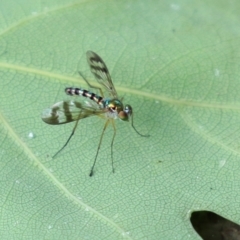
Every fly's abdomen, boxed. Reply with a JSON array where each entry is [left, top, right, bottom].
[[65, 87, 104, 106]]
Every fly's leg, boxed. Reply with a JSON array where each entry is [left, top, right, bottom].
[[89, 120, 110, 177], [53, 118, 80, 158], [111, 120, 117, 174], [78, 71, 104, 98]]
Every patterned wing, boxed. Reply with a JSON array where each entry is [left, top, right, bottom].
[[42, 100, 106, 125], [86, 51, 118, 98]]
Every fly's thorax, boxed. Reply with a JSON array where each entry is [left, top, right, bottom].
[[104, 99, 132, 121], [103, 99, 122, 119]]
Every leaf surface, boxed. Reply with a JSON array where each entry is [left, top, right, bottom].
[[0, 0, 240, 239]]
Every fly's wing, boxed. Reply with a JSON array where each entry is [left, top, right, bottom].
[[42, 100, 106, 125], [86, 51, 118, 98]]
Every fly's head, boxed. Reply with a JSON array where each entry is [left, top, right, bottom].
[[118, 104, 132, 121]]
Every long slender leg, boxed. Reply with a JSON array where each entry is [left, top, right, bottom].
[[53, 118, 80, 158], [111, 120, 117, 173], [89, 120, 110, 177], [78, 71, 104, 98]]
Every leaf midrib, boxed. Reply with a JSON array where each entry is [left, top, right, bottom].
[[0, 61, 239, 110]]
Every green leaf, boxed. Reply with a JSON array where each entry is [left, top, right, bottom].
[[0, 0, 239, 239]]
